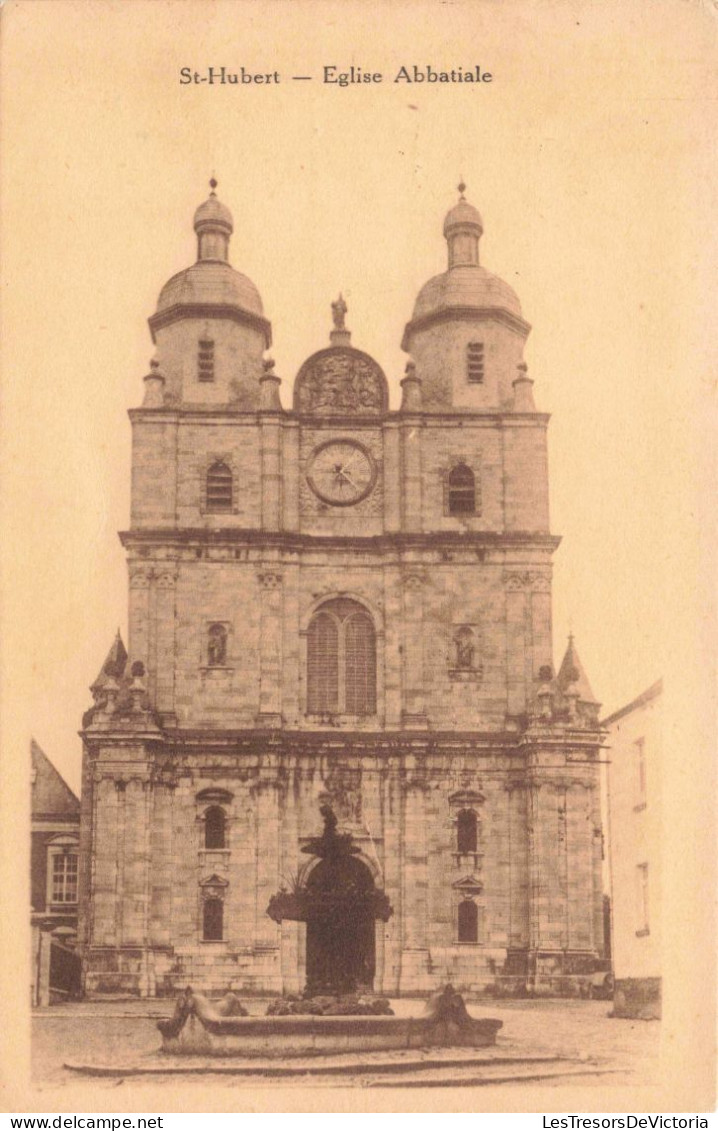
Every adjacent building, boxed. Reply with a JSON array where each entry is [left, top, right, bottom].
[[604, 680, 662, 1018], [31, 740, 81, 1004], [77, 183, 605, 999]]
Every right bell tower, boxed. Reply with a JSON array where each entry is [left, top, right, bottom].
[[402, 184, 531, 412]]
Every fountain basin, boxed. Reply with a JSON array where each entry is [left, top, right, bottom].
[[158, 987, 503, 1058]]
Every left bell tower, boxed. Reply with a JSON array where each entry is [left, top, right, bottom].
[[146, 179, 271, 410]]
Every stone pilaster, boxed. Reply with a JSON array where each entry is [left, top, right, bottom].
[[260, 416, 282, 531], [154, 565, 178, 716], [256, 571, 283, 726], [90, 774, 120, 947], [401, 573, 427, 726], [252, 778, 281, 951], [400, 417, 423, 532], [383, 423, 401, 532], [399, 771, 430, 991]]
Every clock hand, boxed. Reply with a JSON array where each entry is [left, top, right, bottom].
[[337, 469, 359, 490], [341, 450, 360, 472]]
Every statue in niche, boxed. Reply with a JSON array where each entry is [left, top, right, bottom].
[[207, 623, 227, 667], [454, 626, 476, 670]]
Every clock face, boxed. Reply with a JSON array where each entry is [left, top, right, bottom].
[[306, 439, 377, 506]]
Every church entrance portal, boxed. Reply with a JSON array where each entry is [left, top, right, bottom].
[[305, 854, 376, 995]]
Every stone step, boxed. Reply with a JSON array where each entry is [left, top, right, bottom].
[[64, 1052, 606, 1082]]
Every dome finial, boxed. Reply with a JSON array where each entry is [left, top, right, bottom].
[[193, 181, 233, 262], [458, 179, 466, 199]]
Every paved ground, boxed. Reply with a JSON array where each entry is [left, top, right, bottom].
[[32, 997, 659, 1091]]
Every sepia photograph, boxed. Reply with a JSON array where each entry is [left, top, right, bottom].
[[1, 0, 715, 1115]]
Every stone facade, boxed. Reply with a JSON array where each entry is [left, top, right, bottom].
[[78, 184, 604, 998]]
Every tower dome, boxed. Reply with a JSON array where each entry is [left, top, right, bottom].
[[401, 186, 531, 411], [149, 180, 271, 347]]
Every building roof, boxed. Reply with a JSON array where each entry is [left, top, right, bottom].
[[31, 739, 79, 818], [601, 679, 663, 726]]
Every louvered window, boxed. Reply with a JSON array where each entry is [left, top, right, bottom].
[[198, 338, 215, 382], [206, 461, 233, 512], [448, 464, 476, 515], [307, 599, 376, 716], [467, 341, 484, 383], [458, 900, 479, 943]]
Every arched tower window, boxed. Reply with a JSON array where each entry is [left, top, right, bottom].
[[458, 900, 479, 943], [447, 464, 475, 515], [204, 806, 226, 849], [457, 809, 478, 854], [307, 599, 376, 716], [202, 897, 224, 941], [206, 461, 233, 512]]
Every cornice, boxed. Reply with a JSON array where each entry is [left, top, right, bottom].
[[401, 304, 532, 350], [127, 406, 550, 427], [148, 302, 272, 348], [119, 528, 561, 553]]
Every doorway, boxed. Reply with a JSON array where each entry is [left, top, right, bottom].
[[305, 854, 376, 994]]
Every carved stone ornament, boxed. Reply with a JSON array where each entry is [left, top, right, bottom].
[[294, 346, 389, 415], [257, 572, 282, 590], [503, 570, 551, 592]]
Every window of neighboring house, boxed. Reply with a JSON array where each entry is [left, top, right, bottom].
[[635, 737, 647, 801], [458, 900, 479, 943], [466, 342, 485, 383], [636, 863, 650, 935], [198, 339, 215, 382], [50, 850, 78, 904], [457, 809, 478, 854], [203, 897, 224, 941], [206, 461, 233, 512], [447, 464, 476, 516], [204, 806, 226, 850], [307, 598, 377, 716]]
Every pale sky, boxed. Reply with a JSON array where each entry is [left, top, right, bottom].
[[2, 0, 714, 795]]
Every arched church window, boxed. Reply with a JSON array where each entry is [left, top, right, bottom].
[[207, 623, 227, 666], [206, 461, 233, 512], [202, 897, 224, 941], [447, 464, 475, 515], [204, 806, 226, 850], [307, 599, 376, 716], [457, 809, 478, 854], [458, 899, 479, 943], [466, 341, 485, 383]]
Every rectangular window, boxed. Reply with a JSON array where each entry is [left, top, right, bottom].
[[636, 862, 649, 935], [198, 339, 215, 382], [51, 853, 78, 904], [467, 342, 484, 384], [635, 738, 647, 801]]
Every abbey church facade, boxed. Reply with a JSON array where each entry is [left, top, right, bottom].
[[77, 183, 604, 998]]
